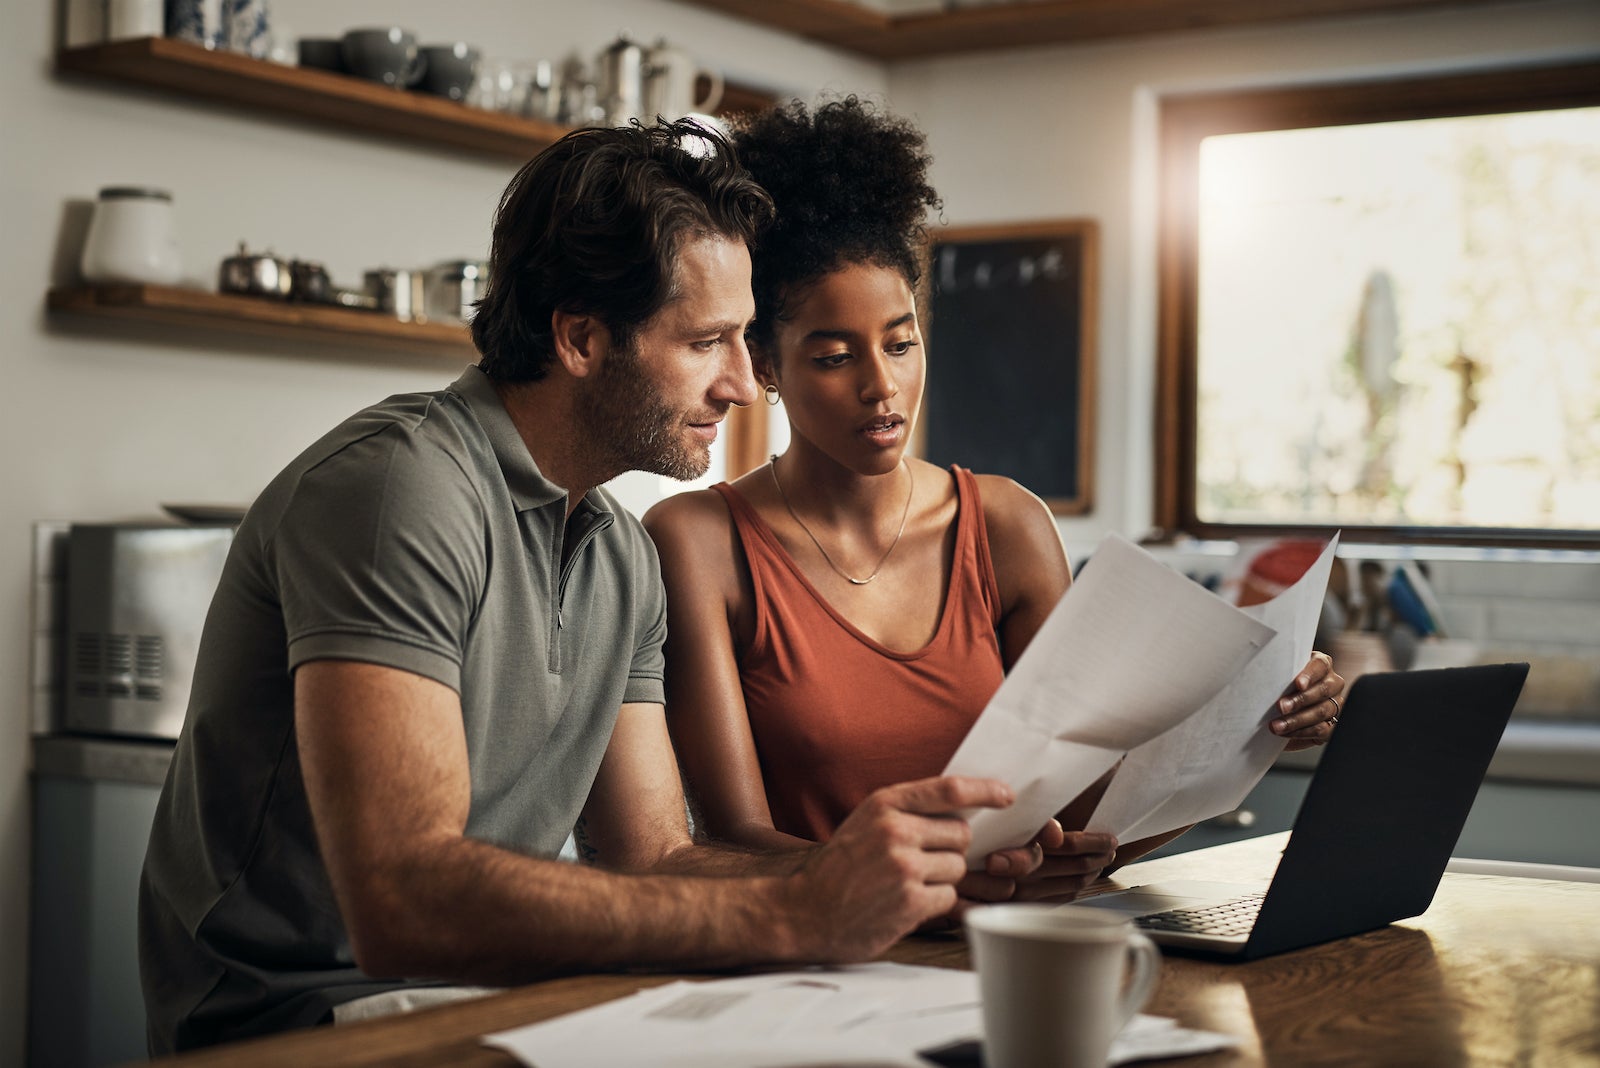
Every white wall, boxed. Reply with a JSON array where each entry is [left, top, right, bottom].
[[886, 0, 1600, 563], [0, 2, 884, 1060]]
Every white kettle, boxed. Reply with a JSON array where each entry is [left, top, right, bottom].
[[643, 39, 723, 122]]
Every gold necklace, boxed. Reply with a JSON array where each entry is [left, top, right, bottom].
[[768, 454, 914, 586]]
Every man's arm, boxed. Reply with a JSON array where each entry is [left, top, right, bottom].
[[575, 699, 809, 877], [295, 659, 1011, 983]]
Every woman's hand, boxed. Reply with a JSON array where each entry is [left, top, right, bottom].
[[1008, 822, 1118, 902], [1272, 651, 1345, 751], [961, 819, 1117, 906], [926, 818, 1117, 925], [916, 830, 1048, 930]]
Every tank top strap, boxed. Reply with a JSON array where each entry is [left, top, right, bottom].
[[950, 466, 1005, 630], [709, 481, 786, 655]]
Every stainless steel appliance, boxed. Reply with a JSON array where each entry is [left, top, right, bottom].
[[29, 735, 172, 1068], [64, 522, 233, 740]]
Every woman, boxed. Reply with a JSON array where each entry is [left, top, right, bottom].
[[643, 98, 1342, 904]]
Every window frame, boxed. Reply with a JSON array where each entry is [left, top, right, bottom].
[[1154, 59, 1600, 549]]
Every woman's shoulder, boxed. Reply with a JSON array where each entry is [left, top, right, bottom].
[[965, 471, 1055, 531], [641, 485, 734, 544], [962, 471, 1071, 609]]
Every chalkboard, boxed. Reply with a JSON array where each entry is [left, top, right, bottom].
[[923, 221, 1097, 514]]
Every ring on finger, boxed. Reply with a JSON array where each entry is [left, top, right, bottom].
[[1328, 694, 1341, 727]]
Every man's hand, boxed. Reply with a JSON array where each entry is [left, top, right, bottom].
[[785, 776, 1013, 960]]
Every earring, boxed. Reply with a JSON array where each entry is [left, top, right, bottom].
[[763, 384, 780, 406]]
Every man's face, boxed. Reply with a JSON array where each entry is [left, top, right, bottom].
[[578, 235, 759, 481]]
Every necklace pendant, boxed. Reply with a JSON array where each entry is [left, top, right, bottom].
[[768, 454, 913, 591]]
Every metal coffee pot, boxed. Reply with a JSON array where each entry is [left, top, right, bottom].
[[595, 33, 645, 127], [218, 241, 291, 299]]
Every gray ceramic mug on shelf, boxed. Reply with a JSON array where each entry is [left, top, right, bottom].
[[297, 37, 345, 73], [340, 27, 426, 88], [418, 43, 480, 101]]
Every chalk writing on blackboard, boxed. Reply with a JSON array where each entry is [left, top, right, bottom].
[[935, 244, 1071, 292], [923, 222, 1097, 515]]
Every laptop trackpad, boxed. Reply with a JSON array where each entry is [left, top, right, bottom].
[[1072, 880, 1264, 918]]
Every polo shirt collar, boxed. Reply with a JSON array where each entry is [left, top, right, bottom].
[[448, 366, 567, 512]]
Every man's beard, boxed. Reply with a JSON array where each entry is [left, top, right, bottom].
[[576, 343, 714, 482]]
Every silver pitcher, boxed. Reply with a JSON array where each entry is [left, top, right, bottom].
[[595, 33, 646, 127]]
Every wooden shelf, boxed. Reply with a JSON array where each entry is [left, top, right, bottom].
[[48, 284, 476, 360], [679, 0, 1545, 58], [55, 37, 573, 161]]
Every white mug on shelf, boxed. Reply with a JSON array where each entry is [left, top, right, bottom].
[[643, 39, 723, 122]]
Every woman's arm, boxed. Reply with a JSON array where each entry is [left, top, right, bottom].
[[642, 490, 809, 853], [978, 474, 1074, 673], [976, 475, 1118, 901]]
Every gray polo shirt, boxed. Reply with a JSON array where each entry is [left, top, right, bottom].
[[139, 367, 666, 1053]]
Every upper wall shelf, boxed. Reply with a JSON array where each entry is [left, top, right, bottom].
[[678, 0, 1546, 59], [56, 37, 573, 161], [48, 284, 477, 361]]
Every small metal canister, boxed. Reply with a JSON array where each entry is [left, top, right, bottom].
[[424, 260, 489, 323], [364, 268, 427, 323]]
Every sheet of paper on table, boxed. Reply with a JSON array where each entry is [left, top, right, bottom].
[[1086, 535, 1339, 842], [942, 533, 1277, 863], [479, 962, 1238, 1068]]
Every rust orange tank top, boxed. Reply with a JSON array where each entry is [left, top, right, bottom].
[[711, 466, 1005, 843]]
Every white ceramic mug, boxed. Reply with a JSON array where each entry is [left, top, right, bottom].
[[966, 904, 1161, 1068], [643, 40, 723, 122]]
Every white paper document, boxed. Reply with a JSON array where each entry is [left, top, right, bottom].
[[942, 534, 1277, 863], [1086, 535, 1339, 842], [482, 964, 975, 1068], [480, 963, 1238, 1067]]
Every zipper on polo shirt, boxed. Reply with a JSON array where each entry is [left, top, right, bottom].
[[547, 508, 615, 673]]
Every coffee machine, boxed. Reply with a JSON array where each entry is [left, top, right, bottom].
[[63, 522, 234, 740]]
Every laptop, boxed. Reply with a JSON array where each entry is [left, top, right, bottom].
[[1074, 662, 1529, 960]]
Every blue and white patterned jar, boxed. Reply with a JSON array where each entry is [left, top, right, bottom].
[[164, 0, 222, 48], [222, 0, 271, 59]]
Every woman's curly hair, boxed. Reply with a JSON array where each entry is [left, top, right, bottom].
[[732, 96, 941, 356]]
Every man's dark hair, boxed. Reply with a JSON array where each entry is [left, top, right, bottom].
[[472, 120, 775, 382], [731, 97, 941, 354]]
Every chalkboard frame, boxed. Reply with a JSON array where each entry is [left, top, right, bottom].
[[924, 219, 1098, 515]]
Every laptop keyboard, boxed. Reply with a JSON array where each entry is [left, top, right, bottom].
[[1134, 892, 1266, 937]]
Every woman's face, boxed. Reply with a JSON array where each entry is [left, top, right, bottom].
[[762, 262, 925, 476]]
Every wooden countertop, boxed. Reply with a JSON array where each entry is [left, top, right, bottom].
[[136, 833, 1600, 1067]]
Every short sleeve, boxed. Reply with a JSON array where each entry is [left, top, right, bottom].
[[623, 524, 667, 706], [273, 426, 487, 692]]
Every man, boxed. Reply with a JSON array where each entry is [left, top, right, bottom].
[[139, 120, 1034, 1054]]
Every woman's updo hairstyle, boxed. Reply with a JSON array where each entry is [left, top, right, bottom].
[[732, 96, 941, 355]]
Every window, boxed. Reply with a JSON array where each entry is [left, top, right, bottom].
[[1156, 61, 1600, 547]]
